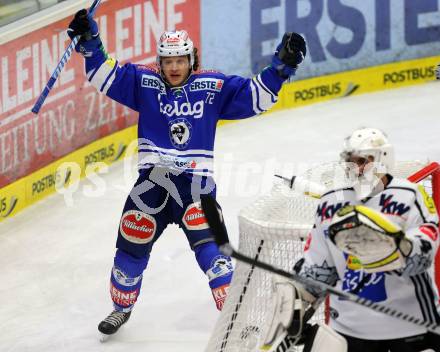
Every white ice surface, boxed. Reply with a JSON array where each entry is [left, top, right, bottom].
[[0, 82, 439, 352]]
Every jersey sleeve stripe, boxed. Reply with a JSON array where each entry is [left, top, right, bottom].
[[138, 163, 213, 176], [139, 148, 214, 159], [252, 77, 275, 111], [88, 58, 118, 93], [101, 62, 119, 94], [250, 79, 263, 114], [255, 74, 277, 103], [411, 275, 430, 323], [137, 144, 215, 157], [421, 272, 440, 324], [86, 66, 99, 81]]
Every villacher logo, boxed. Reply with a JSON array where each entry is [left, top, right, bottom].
[[120, 210, 156, 244], [182, 202, 209, 230]]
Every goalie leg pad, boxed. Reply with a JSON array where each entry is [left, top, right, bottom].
[[303, 323, 347, 352], [110, 249, 149, 312], [261, 278, 305, 350]]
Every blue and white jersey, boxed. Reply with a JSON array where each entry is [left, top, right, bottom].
[[84, 55, 285, 176]]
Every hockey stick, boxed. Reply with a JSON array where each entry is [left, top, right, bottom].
[[200, 194, 440, 336], [31, 0, 103, 114], [274, 174, 323, 199]]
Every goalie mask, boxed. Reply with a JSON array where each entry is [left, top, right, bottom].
[[340, 128, 394, 199]]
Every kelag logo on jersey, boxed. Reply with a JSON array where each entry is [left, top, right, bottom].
[[141, 74, 165, 93], [190, 78, 224, 92], [169, 118, 192, 150], [379, 194, 410, 216], [159, 99, 205, 119], [316, 201, 350, 222]]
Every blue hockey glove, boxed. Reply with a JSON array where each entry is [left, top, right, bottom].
[[272, 32, 306, 79], [67, 9, 101, 57]]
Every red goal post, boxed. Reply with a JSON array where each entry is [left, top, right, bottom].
[[205, 161, 440, 352], [407, 162, 440, 289]]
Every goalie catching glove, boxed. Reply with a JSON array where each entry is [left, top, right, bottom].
[[328, 205, 413, 273]]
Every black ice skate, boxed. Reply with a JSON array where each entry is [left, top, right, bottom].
[[98, 310, 131, 340]]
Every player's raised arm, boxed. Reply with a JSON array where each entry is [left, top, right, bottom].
[[68, 9, 140, 112], [218, 32, 306, 120]]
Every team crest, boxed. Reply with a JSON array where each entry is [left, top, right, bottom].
[[169, 118, 192, 150], [172, 88, 184, 99]]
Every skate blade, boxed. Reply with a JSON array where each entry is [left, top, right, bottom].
[[99, 333, 111, 343]]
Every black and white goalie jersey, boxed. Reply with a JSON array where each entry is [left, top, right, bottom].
[[300, 175, 440, 340]]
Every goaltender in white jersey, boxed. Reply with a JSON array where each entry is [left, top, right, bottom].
[[298, 127, 440, 351]]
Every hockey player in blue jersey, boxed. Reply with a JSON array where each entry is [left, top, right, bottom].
[[68, 9, 306, 337]]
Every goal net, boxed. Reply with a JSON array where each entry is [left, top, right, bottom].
[[205, 161, 440, 352]]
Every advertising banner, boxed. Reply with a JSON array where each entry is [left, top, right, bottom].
[[202, 0, 440, 78], [0, 0, 200, 188]]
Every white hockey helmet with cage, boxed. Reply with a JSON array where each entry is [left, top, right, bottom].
[[340, 128, 395, 199], [157, 30, 195, 67]]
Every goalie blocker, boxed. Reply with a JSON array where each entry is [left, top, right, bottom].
[[261, 277, 347, 352]]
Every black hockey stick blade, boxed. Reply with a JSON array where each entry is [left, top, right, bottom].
[[274, 174, 296, 188], [201, 195, 230, 247]]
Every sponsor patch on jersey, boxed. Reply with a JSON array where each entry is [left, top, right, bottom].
[[211, 284, 230, 310], [419, 225, 438, 241], [174, 158, 197, 169], [110, 284, 139, 307], [160, 99, 204, 119], [141, 74, 165, 93], [418, 185, 437, 214], [190, 78, 224, 92], [119, 210, 156, 244], [316, 201, 350, 222], [379, 194, 410, 216], [346, 254, 363, 270], [169, 118, 192, 150], [182, 202, 209, 230], [342, 259, 387, 302]]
